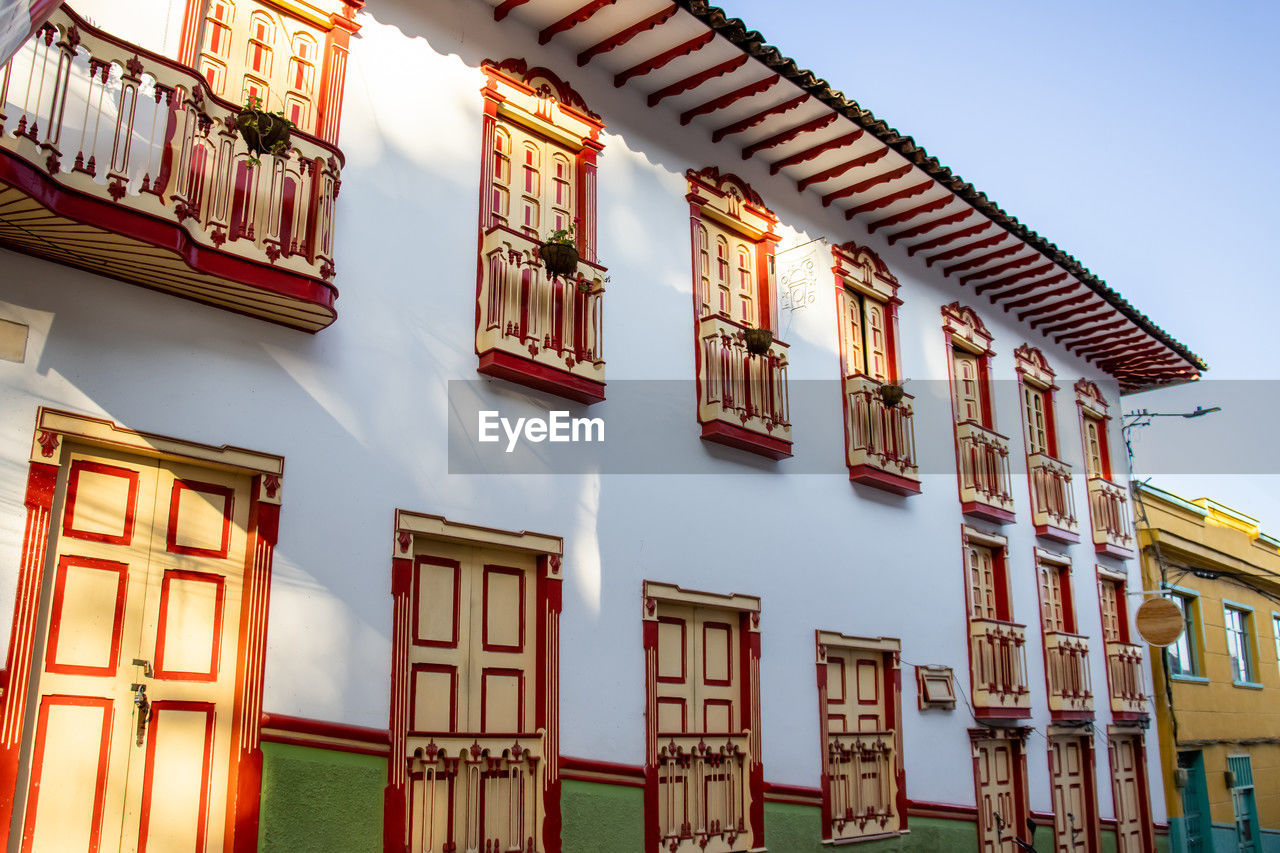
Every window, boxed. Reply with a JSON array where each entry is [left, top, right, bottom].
[[1224, 604, 1257, 685], [687, 168, 790, 459], [917, 666, 956, 710], [1165, 591, 1201, 678], [1039, 559, 1071, 633], [644, 581, 763, 852], [962, 528, 1030, 719], [943, 304, 1014, 524], [817, 633, 903, 842], [388, 511, 564, 853], [1075, 380, 1133, 557], [833, 242, 917, 493], [475, 61, 607, 405], [1036, 550, 1092, 717], [1015, 347, 1079, 541], [1099, 577, 1126, 642], [1074, 380, 1114, 481]]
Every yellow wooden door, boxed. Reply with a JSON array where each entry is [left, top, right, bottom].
[[975, 739, 1017, 853], [825, 650, 895, 837], [1110, 736, 1145, 852], [18, 444, 250, 852], [953, 350, 982, 423], [1049, 736, 1088, 852]]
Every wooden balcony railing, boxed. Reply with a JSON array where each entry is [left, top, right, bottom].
[[476, 224, 606, 403], [955, 421, 1015, 523], [0, 6, 343, 330], [406, 731, 545, 853], [656, 733, 751, 853], [697, 315, 791, 459], [1043, 631, 1093, 717], [1027, 452, 1079, 542], [1088, 477, 1135, 558], [969, 618, 1031, 718], [844, 375, 919, 495], [1105, 640, 1147, 717], [825, 730, 898, 841]]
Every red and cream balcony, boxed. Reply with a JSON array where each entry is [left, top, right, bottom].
[[475, 225, 606, 403], [1105, 640, 1148, 719], [406, 731, 546, 853], [1088, 476, 1136, 558], [1043, 631, 1093, 719], [656, 733, 752, 853], [696, 316, 791, 460], [956, 421, 1015, 523], [968, 617, 1031, 720], [825, 730, 898, 842], [844, 376, 919, 495], [1027, 452, 1079, 543], [0, 7, 342, 331]]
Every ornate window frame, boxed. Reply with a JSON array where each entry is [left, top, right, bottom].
[[1015, 346, 1078, 543]]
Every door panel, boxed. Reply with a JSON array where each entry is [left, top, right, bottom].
[[975, 739, 1018, 853], [1050, 737, 1089, 852], [953, 351, 982, 423], [655, 604, 739, 735], [18, 445, 252, 853], [1109, 736, 1146, 853]]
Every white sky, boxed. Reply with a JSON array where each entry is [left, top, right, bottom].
[[721, 0, 1280, 524]]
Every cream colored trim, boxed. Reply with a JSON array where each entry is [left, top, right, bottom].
[[1106, 724, 1145, 737], [644, 580, 761, 614], [395, 509, 563, 557], [1096, 565, 1129, 584], [35, 407, 283, 475], [962, 525, 1008, 549], [817, 630, 900, 656], [1046, 724, 1092, 739], [259, 727, 391, 755], [1035, 547, 1071, 568]]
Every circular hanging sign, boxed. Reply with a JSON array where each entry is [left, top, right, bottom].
[[1135, 598, 1184, 647]]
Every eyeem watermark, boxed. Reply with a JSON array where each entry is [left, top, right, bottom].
[[478, 410, 605, 453]]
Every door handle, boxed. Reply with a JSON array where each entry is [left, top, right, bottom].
[[131, 683, 151, 747]]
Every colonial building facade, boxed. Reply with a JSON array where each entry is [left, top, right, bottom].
[[0, 0, 1205, 850], [1138, 485, 1280, 853]]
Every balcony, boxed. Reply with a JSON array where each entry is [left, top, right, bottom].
[[968, 618, 1031, 719], [825, 730, 899, 841], [955, 421, 1015, 523], [1088, 477, 1136, 558], [476, 224, 606, 404], [696, 315, 791, 460], [1043, 631, 1093, 719], [0, 7, 342, 331], [406, 731, 546, 853], [656, 733, 751, 853], [844, 375, 920, 495], [1105, 640, 1148, 719], [1027, 452, 1079, 543]]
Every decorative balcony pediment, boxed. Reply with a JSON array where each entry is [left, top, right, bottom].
[[1027, 452, 1079, 542], [968, 617, 1031, 719], [696, 315, 791, 459], [1105, 640, 1148, 720], [1043, 631, 1093, 719], [956, 421, 1015, 523], [1089, 476, 1136, 559], [0, 8, 343, 331], [844, 375, 918, 494]]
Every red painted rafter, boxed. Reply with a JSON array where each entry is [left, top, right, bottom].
[[1084, 338, 1159, 362], [494, 0, 532, 21], [821, 163, 912, 206], [887, 208, 975, 245], [911, 221, 995, 256], [681, 74, 779, 125], [845, 180, 934, 220], [942, 245, 1023, 277], [1039, 310, 1112, 336], [957, 252, 1039, 285], [711, 94, 808, 142], [540, 0, 617, 45], [649, 54, 748, 107], [1056, 319, 1129, 346], [578, 4, 677, 67], [1098, 352, 1174, 371], [796, 147, 889, 192], [1072, 331, 1146, 355], [924, 233, 1008, 267], [988, 275, 1071, 306], [866, 195, 954, 232], [768, 131, 863, 177], [1022, 294, 1095, 323], [1000, 282, 1075, 312], [974, 263, 1057, 295], [614, 31, 715, 88], [743, 113, 838, 160]]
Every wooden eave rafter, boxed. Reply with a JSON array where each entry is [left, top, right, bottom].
[[485, 0, 1205, 391]]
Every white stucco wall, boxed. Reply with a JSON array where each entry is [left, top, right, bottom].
[[0, 0, 1167, 824]]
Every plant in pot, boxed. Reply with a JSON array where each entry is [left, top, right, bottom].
[[743, 327, 773, 356], [878, 379, 907, 408], [236, 95, 294, 167], [539, 222, 579, 278]]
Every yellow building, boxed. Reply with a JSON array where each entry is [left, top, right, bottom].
[[1138, 483, 1280, 852]]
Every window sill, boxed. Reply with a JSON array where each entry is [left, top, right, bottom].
[[1231, 680, 1265, 690], [1170, 674, 1209, 684]]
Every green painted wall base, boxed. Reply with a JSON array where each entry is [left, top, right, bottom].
[[257, 742, 385, 852], [561, 778, 645, 852]]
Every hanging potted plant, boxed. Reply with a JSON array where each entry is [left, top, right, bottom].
[[236, 95, 294, 166], [539, 222, 579, 278], [743, 327, 773, 356], [878, 379, 907, 408]]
